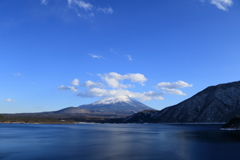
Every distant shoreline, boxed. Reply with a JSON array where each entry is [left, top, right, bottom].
[[0, 122, 225, 125]]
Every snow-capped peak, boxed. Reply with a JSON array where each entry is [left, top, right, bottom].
[[92, 96, 135, 105]]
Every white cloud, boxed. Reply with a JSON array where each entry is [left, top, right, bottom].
[[138, 91, 164, 101], [72, 79, 80, 86], [99, 74, 114, 88], [162, 88, 186, 95], [83, 80, 104, 88], [211, 0, 233, 11], [123, 73, 145, 86], [13, 73, 22, 76], [59, 73, 191, 101], [98, 6, 113, 14], [58, 85, 78, 92], [99, 72, 147, 88], [67, 0, 113, 18], [89, 54, 103, 59], [126, 55, 132, 61], [78, 88, 109, 97], [157, 81, 192, 89], [101, 76, 119, 88], [5, 98, 16, 102], [123, 73, 147, 85], [41, 0, 48, 5], [157, 81, 192, 95], [200, 0, 233, 11], [98, 72, 146, 89], [77, 88, 163, 101], [86, 72, 95, 76], [68, 0, 93, 10], [101, 76, 133, 88]]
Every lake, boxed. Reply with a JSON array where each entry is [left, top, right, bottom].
[[1, 123, 240, 160]]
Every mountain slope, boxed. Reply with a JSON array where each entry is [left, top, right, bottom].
[[53, 107, 90, 114], [124, 81, 240, 123], [79, 96, 155, 114], [221, 116, 240, 130]]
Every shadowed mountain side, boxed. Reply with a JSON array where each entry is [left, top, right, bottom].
[[124, 110, 159, 123], [221, 116, 240, 130], [124, 81, 240, 123]]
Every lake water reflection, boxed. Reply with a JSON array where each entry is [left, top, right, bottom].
[[1, 123, 240, 160]]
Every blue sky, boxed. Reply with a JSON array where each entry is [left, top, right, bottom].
[[1, 0, 240, 113]]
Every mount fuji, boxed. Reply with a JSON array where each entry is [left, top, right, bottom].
[[78, 96, 155, 115]]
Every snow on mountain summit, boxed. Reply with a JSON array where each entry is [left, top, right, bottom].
[[79, 95, 155, 114], [92, 95, 135, 105]]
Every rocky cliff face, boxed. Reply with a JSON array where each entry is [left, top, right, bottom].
[[124, 81, 240, 123]]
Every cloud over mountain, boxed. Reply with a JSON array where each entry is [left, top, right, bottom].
[[157, 81, 192, 89], [157, 81, 193, 95], [77, 88, 164, 101], [98, 72, 147, 88], [83, 80, 104, 88], [58, 72, 192, 101]]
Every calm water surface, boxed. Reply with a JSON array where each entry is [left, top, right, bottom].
[[1, 123, 240, 160]]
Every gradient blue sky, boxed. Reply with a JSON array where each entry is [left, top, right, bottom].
[[1, 0, 240, 113]]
